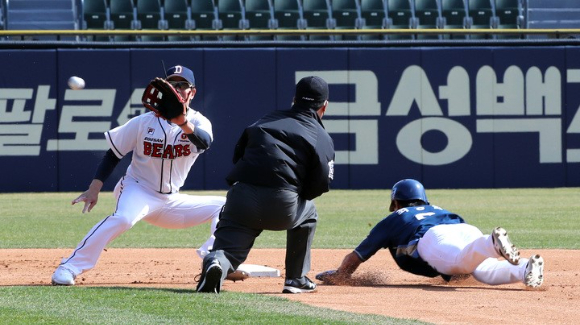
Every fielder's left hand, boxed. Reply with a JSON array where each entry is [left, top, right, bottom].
[[71, 180, 103, 213]]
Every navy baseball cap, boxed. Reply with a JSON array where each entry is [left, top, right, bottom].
[[295, 76, 329, 107], [166, 65, 195, 86]]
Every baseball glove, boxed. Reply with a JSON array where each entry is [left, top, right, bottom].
[[142, 77, 187, 120]]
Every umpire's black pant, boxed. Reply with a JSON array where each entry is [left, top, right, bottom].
[[204, 181, 318, 281]]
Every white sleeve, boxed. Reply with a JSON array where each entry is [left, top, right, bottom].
[[104, 116, 142, 158]]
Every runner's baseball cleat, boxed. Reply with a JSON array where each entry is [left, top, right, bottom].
[[492, 227, 520, 265], [524, 254, 544, 288]]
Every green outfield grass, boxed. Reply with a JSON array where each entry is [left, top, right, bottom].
[[0, 188, 578, 324], [0, 188, 577, 249]]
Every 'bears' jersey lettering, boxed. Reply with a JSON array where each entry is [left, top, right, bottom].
[[143, 141, 191, 159], [163, 146, 174, 159], [152, 143, 163, 157]]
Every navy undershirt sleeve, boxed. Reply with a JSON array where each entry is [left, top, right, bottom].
[[186, 127, 212, 150], [93, 149, 121, 182]]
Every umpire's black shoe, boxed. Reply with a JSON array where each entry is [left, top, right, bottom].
[[196, 259, 223, 293], [282, 276, 317, 294]]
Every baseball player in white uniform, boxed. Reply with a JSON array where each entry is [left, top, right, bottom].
[[51, 65, 225, 286]]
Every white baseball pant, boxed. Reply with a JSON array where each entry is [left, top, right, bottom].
[[417, 223, 528, 285], [59, 176, 225, 276]]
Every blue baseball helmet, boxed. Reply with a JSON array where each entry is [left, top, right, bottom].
[[390, 179, 429, 208]]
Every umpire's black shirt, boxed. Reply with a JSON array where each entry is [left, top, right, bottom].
[[226, 104, 335, 200]]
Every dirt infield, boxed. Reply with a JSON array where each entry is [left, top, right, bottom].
[[1, 248, 578, 324]]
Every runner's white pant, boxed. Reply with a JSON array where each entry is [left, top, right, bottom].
[[417, 223, 528, 285], [59, 176, 225, 276]]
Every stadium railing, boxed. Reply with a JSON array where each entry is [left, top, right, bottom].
[[1, 27, 580, 43]]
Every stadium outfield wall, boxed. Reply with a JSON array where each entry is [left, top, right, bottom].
[[0, 46, 579, 192]]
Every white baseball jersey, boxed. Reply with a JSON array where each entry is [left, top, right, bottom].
[[105, 109, 212, 194]]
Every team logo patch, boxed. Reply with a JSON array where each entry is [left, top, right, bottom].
[[147, 127, 155, 135], [328, 160, 334, 180], [181, 133, 188, 140]]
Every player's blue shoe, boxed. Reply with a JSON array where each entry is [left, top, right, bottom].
[[282, 276, 317, 294], [196, 259, 223, 293]]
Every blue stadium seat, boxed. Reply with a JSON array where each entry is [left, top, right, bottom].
[[110, 0, 137, 29], [272, 0, 306, 40], [440, 0, 469, 38], [386, 0, 416, 39], [495, 0, 522, 26], [467, 0, 498, 39], [441, 0, 467, 27], [302, 0, 335, 40], [190, 0, 220, 41], [218, 0, 249, 40], [110, 0, 139, 41], [163, 0, 195, 34], [494, 0, 523, 38], [332, 0, 364, 40], [137, 0, 162, 29], [359, 0, 389, 39], [191, 0, 219, 29], [83, 0, 109, 29], [413, 0, 443, 39], [83, 0, 114, 41], [136, 0, 164, 41], [245, 0, 277, 40]]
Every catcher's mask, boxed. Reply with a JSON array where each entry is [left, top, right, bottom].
[[389, 179, 429, 211]]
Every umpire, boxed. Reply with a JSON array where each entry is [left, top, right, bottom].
[[197, 76, 335, 294]]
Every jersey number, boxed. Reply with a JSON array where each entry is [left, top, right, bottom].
[[414, 212, 435, 220]]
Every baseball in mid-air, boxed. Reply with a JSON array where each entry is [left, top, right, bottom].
[[68, 76, 85, 90]]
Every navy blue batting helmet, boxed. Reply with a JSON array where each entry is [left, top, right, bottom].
[[391, 179, 429, 205]]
